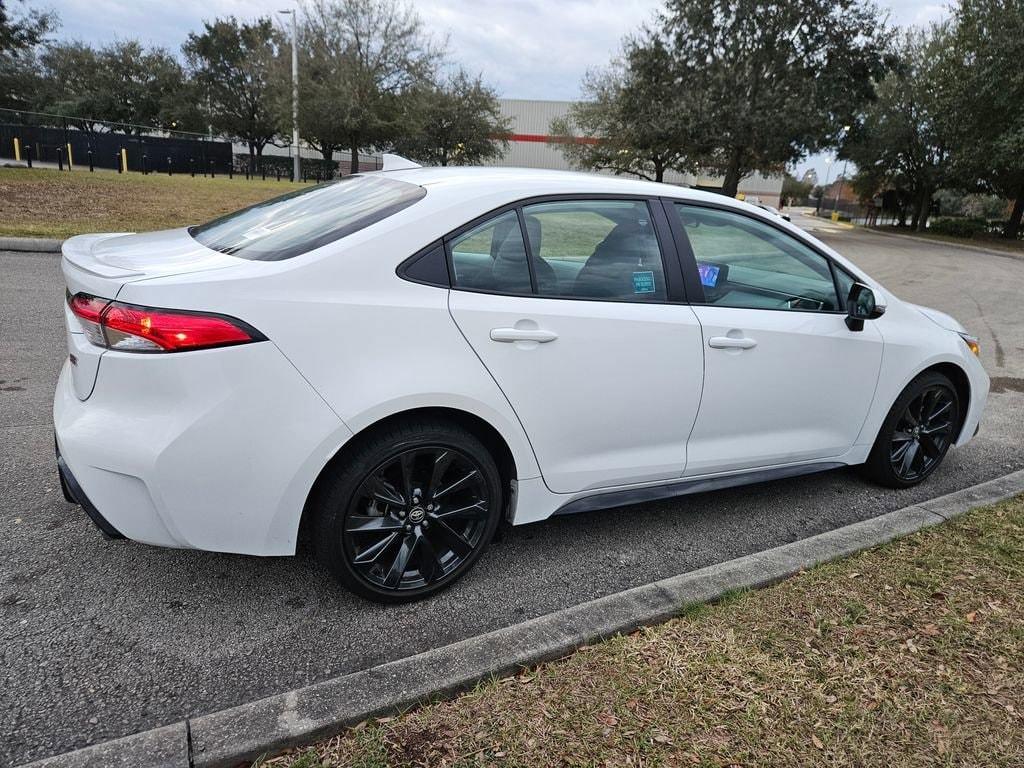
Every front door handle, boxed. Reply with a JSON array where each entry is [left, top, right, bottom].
[[708, 336, 757, 350], [490, 328, 558, 343]]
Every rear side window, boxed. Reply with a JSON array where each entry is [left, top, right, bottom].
[[449, 211, 532, 294], [189, 175, 425, 261]]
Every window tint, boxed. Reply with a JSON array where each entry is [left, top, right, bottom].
[[676, 205, 841, 311], [189, 175, 425, 261], [522, 200, 667, 300], [449, 211, 532, 293]]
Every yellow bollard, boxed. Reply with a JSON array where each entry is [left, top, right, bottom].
[[13, 137, 20, 162], [120, 148, 128, 174], [66, 142, 73, 170]]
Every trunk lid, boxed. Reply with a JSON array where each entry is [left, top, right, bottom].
[[61, 228, 243, 400]]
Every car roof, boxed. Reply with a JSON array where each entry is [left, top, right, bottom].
[[372, 166, 746, 209]]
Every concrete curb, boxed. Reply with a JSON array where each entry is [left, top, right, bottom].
[[857, 226, 1024, 261], [21, 468, 1024, 768], [0, 236, 64, 253]]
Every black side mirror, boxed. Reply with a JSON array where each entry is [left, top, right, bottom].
[[845, 282, 885, 331]]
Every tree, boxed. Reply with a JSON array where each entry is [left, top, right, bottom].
[[661, 0, 891, 196], [0, 0, 57, 109], [35, 40, 185, 131], [940, 0, 1024, 239], [550, 34, 713, 182], [781, 173, 813, 206], [841, 28, 953, 231], [390, 69, 510, 165], [184, 18, 282, 169], [294, 0, 440, 173]]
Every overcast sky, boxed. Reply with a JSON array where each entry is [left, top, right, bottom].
[[45, 0, 951, 180]]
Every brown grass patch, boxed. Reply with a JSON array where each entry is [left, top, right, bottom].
[[0, 167, 306, 238], [264, 495, 1024, 768]]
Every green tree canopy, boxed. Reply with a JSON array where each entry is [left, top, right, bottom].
[[184, 17, 282, 167], [293, 0, 440, 171], [550, 34, 712, 183], [939, 0, 1024, 238], [390, 69, 510, 166], [36, 40, 196, 133], [0, 0, 57, 109], [841, 27, 952, 231], [661, 0, 891, 196]]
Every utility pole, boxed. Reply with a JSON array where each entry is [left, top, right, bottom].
[[831, 127, 851, 215], [280, 8, 300, 182]]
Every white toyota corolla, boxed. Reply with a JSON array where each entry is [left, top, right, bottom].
[[54, 166, 988, 602]]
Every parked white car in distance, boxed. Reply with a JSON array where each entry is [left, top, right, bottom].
[[54, 167, 988, 602]]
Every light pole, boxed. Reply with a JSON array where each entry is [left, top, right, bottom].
[[279, 8, 300, 182]]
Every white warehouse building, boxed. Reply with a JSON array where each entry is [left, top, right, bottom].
[[492, 98, 783, 207]]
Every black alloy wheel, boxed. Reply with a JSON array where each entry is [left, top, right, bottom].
[[863, 371, 961, 488], [313, 419, 503, 602], [343, 446, 492, 591], [888, 384, 959, 483]]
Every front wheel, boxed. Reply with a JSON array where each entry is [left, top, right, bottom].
[[313, 419, 503, 603], [861, 371, 960, 488]]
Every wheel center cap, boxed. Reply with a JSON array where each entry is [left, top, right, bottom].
[[408, 506, 426, 524]]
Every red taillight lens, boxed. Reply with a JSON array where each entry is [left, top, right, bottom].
[[68, 293, 107, 323], [67, 293, 264, 353], [68, 292, 109, 347]]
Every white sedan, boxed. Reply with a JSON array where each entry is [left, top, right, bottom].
[[54, 167, 988, 602]]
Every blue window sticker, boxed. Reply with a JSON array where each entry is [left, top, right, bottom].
[[698, 262, 720, 288], [632, 270, 656, 294]]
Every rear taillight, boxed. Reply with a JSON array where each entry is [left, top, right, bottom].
[[67, 292, 265, 353], [67, 293, 108, 347]]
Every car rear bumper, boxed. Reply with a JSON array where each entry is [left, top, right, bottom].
[[57, 445, 126, 539], [53, 341, 351, 556]]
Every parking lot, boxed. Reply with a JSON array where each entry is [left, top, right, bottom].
[[2, 212, 1023, 765]]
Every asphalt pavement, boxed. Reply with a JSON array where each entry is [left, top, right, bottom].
[[2, 214, 1022, 765]]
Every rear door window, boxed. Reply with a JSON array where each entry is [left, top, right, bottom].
[[189, 175, 425, 261], [521, 199, 667, 301]]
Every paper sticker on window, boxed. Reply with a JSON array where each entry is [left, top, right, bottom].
[[632, 271, 656, 294]]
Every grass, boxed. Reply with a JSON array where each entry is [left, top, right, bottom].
[[263, 495, 1024, 768], [0, 166, 306, 238], [868, 225, 1024, 255]]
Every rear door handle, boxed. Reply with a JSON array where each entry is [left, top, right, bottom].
[[708, 336, 757, 350], [490, 328, 558, 343]]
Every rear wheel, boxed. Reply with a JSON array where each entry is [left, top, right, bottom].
[[313, 419, 502, 603], [862, 371, 960, 488]]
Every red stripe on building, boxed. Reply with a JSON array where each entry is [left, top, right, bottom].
[[499, 133, 600, 146]]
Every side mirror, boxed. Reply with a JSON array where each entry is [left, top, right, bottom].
[[845, 282, 885, 331]]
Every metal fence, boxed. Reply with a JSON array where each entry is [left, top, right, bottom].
[[0, 108, 239, 175]]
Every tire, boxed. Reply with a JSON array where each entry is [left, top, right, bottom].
[[312, 418, 503, 603], [861, 371, 961, 488]]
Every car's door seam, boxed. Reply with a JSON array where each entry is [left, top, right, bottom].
[[445, 290, 546, 484]]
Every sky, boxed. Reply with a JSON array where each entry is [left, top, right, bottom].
[[44, 0, 951, 181]]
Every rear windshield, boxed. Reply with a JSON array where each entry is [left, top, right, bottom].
[[188, 175, 426, 261]]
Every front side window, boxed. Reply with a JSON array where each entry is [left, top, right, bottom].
[[449, 211, 532, 294], [522, 200, 667, 301], [676, 204, 841, 311], [190, 175, 426, 261]]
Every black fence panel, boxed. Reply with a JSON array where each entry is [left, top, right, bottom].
[[0, 123, 233, 174]]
